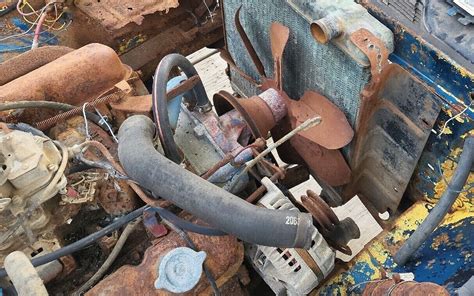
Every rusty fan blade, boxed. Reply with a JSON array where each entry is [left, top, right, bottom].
[[270, 22, 289, 91], [290, 135, 351, 186], [235, 6, 266, 78], [288, 91, 354, 150]]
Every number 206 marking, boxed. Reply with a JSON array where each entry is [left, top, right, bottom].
[[285, 216, 299, 225]]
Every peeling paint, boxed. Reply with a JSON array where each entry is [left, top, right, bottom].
[[318, 201, 473, 295]]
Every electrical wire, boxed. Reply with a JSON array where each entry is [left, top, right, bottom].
[[73, 217, 143, 295], [0, 1, 69, 47], [75, 141, 227, 236], [146, 207, 226, 236], [16, 0, 50, 16], [0, 100, 109, 132], [0, 206, 148, 278], [82, 103, 91, 140], [93, 107, 118, 143], [0, 6, 45, 42], [0, 23, 71, 53], [31, 9, 47, 49], [438, 101, 473, 138]]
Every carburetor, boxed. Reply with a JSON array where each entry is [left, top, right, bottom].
[[0, 126, 66, 263]]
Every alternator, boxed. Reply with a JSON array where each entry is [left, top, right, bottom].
[[246, 178, 335, 295]]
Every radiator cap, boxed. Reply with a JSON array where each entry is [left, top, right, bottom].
[[155, 247, 207, 293]]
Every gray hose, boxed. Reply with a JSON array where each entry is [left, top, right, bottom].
[[118, 115, 314, 248], [394, 136, 474, 265]]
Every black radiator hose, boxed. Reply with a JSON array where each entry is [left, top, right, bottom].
[[118, 115, 314, 248], [394, 136, 474, 265], [152, 53, 211, 164]]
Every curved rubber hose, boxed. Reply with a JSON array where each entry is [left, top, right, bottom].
[[118, 115, 313, 248], [0, 206, 146, 278], [152, 53, 211, 163], [394, 136, 474, 265]]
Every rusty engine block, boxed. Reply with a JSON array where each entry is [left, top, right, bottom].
[[0, 0, 461, 295]]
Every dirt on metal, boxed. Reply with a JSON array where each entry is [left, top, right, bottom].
[[362, 279, 450, 296], [75, 0, 179, 30], [0, 44, 131, 106], [86, 227, 244, 295]]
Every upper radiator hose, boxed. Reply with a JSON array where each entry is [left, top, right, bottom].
[[118, 115, 314, 248]]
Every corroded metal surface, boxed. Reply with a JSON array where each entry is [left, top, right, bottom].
[[317, 201, 473, 295], [110, 75, 201, 113], [75, 0, 179, 30], [288, 91, 354, 150], [0, 44, 131, 106], [362, 279, 449, 296], [0, 46, 73, 86], [50, 116, 138, 216], [86, 230, 243, 295], [301, 191, 339, 233], [235, 6, 266, 77], [232, 17, 353, 186], [109, 95, 153, 113], [300, 190, 359, 255], [290, 135, 351, 186], [35, 92, 123, 131], [345, 29, 441, 213], [214, 90, 286, 139], [269, 22, 289, 91]]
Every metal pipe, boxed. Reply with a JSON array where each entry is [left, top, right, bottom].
[[0, 46, 73, 86], [394, 136, 474, 265], [0, 43, 131, 106], [118, 115, 314, 248]]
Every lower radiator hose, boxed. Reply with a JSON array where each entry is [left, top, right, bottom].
[[118, 115, 313, 248]]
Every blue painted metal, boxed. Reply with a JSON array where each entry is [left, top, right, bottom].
[[0, 17, 59, 60], [365, 7, 474, 203], [318, 7, 473, 295], [318, 204, 473, 295], [368, 10, 474, 119], [408, 110, 473, 201], [394, 217, 473, 292]]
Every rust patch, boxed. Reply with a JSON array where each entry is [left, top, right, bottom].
[[363, 279, 449, 296], [430, 233, 450, 251], [0, 46, 73, 86], [290, 135, 351, 186], [0, 44, 131, 107], [214, 90, 283, 139], [232, 18, 354, 186], [110, 75, 201, 113], [235, 6, 266, 77], [86, 228, 243, 295], [75, 0, 180, 30], [288, 91, 354, 150], [269, 22, 289, 91], [50, 116, 138, 216]]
